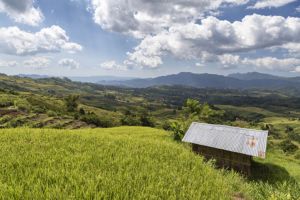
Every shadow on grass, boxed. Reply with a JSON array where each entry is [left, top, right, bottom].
[[250, 161, 296, 184]]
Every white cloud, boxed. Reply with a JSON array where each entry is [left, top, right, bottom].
[[90, 0, 248, 38], [23, 57, 50, 69], [126, 14, 300, 68], [0, 0, 44, 26], [0, 25, 82, 56], [296, 6, 300, 12], [243, 57, 300, 72], [0, 60, 18, 67], [100, 60, 127, 71], [195, 63, 204, 67], [58, 58, 80, 69], [89, 0, 300, 72], [218, 54, 241, 69], [248, 0, 296, 9]]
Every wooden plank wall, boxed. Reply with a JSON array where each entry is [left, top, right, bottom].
[[192, 144, 252, 176]]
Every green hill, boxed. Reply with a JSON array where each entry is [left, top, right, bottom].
[[0, 127, 299, 199]]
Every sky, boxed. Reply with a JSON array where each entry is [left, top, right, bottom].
[[0, 0, 300, 78]]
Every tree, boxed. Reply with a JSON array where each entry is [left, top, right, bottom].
[[169, 98, 225, 141], [64, 94, 79, 112], [140, 112, 155, 127]]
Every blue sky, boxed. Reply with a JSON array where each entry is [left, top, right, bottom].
[[0, 0, 300, 77]]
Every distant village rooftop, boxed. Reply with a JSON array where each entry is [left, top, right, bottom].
[[182, 122, 268, 159]]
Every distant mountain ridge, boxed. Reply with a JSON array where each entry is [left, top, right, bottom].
[[18, 74, 135, 83], [227, 72, 281, 80], [98, 72, 300, 89]]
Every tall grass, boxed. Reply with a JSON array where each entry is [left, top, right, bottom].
[[0, 127, 298, 199]]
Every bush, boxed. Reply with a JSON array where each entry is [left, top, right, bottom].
[[162, 121, 171, 131], [279, 139, 299, 154], [287, 131, 300, 143], [7, 118, 25, 128], [47, 110, 57, 117], [79, 108, 85, 115], [294, 151, 300, 159], [285, 126, 294, 133], [140, 112, 155, 127], [64, 94, 79, 112], [14, 99, 31, 112], [121, 110, 141, 126], [81, 113, 112, 127], [0, 115, 12, 124], [121, 115, 141, 126], [169, 121, 185, 141]]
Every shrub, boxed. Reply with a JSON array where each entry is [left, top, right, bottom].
[[47, 110, 57, 117], [140, 112, 155, 127], [287, 131, 300, 143], [279, 139, 299, 154], [79, 108, 85, 115], [7, 118, 25, 128], [0, 115, 12, 124], [120, 110, 141, 126], [294, 151, 300, 159], [64, 94, 79, 112], [285, 126, 294, 133], [169, 121, 185, 141], [14, 99, 31, 112], [162, 121, 171, 131], [81, 113, 112, 127]]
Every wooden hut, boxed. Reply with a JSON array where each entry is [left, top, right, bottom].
[[182, 122, 268, 175]]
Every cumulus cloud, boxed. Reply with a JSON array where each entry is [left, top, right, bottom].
[[0, 25, 82, 56], [100, 60, 128, 71], [0, 60, 18, 67], [0, 0, 44, 26], [23, 57, 50, 69], [90, 0, 248, 38], [244, 57, 300, 72], [58, 58, 80, 69], [126, 14, 300, 68], [248, 0, 296, 9], [90, 0, 300, 72]]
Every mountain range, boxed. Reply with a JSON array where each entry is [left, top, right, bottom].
[[97, 72, 300, 90], [18, 72, 300, 90]]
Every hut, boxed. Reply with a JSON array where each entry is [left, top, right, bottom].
[[182, 122, 268, 175]]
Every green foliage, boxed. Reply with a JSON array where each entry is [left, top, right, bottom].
[[140, 112, 155, 127], [80, 112, 112, 127], [0, 95, 14, 107], [79, 107, 85, 115], [287, 131, 300, 143], [169, 121, 185, 141], [279, 139, 299, 154], [184, 98, 202, 115], [285, 126, 294, 133], [162, 120, 171, 130], [14, 99, 31, 112], [7, 117, 26, 128], [183, 99, 224, 123], [47, 110, 57, 117], [64, 94, 79, 112], [121, 110, 141, 126], [170, 99, 225, 141]]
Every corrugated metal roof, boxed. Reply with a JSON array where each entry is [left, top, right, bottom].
[[182, 122, 268, 158]]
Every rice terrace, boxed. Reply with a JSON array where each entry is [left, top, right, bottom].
[[1, 0, 300, 199]]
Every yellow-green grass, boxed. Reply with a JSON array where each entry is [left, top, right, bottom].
[[0, 127, 299, 199], [254, 149, 300, 183], [217, 105, 280, 117]]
